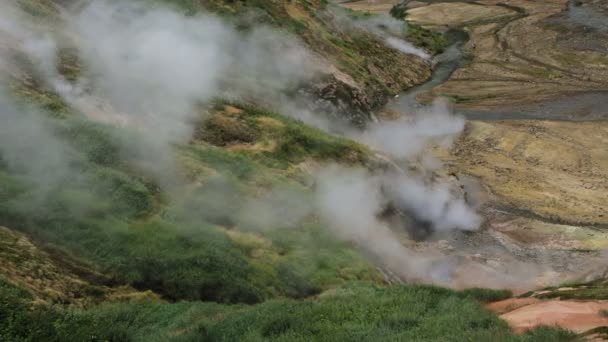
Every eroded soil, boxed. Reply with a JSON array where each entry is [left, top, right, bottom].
[[489, 298, 608, 334]]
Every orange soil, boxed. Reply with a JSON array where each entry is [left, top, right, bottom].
[[489, 298, 608, 333]]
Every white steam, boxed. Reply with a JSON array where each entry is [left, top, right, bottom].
[[315, 166, 435, 282], [0, 0, 547, 290], [331, 8, 430, 60], [0, 100, 67, 186], [314, 165, 559, 290], [237, 187, 313, 231], [354, 99, 465, 160], [385, 173, 481, 232], [386, 36, 430, 60], [5, 1, 320, 144]]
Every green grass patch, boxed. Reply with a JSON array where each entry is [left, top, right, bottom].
[[458, 288, 513, 303], [405, 23, 448, 55], [527, 277, 608, 301], [11, 81, 72, 118], [534, 285, 608, 300], [0, 279, 575, 342], [389, 2, 447, 54], [390, 2, 408, 20], [236, 104, 369, 165]]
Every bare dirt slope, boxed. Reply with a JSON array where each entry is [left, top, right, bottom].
[[427, 1, 608, 267], [489, 298, 608, 334]]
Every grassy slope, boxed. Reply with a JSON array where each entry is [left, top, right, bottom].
[[1, 0, 398, 305], [0, 278, 574, 342], [0, 102, 377, 304]]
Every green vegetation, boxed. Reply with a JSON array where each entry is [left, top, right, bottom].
[[16, 0, 60, 18], [390, 2, 408, 20], [532, 279, 608, 300], [405, 23, 448, 55], [390, 2, 447, 54], [234, 104, 368, 165], [342, 7, 374, 20], [56, 47, 81, 82], [0, 279, 574, 342], [0, 100, 375, 305], [12, 81, 72, 118], [459, 287, 514, 303]]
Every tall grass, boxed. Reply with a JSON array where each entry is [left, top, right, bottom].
[[0, 279, 575, 342]]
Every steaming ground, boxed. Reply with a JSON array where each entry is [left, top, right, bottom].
[[335, 0, 608, 292], [399, 0, 608, 288], [0, 0, 473, 290], [0, 0, 604, 297]]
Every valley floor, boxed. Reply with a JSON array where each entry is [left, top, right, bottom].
[[345, 0, 608, 336]]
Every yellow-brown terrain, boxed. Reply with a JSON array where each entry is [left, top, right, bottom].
[[344, 0, 608, 285], [339, 0, 402, 14], [337, 0, 608, 334]]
